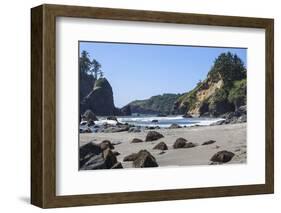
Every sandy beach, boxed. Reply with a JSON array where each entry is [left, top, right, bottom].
[[80, 123, 247, 168]]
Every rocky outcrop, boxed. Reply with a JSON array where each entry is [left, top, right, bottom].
[[80, 77, 128, 116], [79, 141, 123, 170], [133, 150, 158, 168], [173, 52, 246, 117], [145, 131, 164, 142], [212, 105, 247, 125]]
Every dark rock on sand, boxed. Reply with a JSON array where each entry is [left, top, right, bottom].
[[133, 150, 158, 168], [210, 150, 235, 163], [123, 153, 138, 162], [168, 123, 182, 129], [131, 138, 143, 143], [173, 138, 197, 149], [145, 131, 164, 142], [79, 142, 122, 170], [79, 142, 102, 167], [153, 142, 168, 150], [173, 137, 187, 148], [202, 140, 216, 145]]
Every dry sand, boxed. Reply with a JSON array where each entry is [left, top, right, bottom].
[[80, 123, 247, 168]]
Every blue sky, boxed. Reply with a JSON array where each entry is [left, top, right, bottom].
[[79, 41, 247, 108]]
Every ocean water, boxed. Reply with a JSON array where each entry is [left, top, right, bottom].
[[117, 115, 223, 128], [82, 115, 224, 129]]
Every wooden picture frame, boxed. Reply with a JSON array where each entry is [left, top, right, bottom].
[[31, 4, 274, 208]]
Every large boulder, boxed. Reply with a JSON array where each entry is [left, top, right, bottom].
[[153, 142, 168, 150], [79, 142, 102, 168], [210, 150, 235, 163], [79, 142, 122, 170], [145, 131, 164, 142], [133, 150, 158, 168], [173, 137, 187, 148]]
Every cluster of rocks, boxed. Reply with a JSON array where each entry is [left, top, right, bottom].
[[212, 105, 247, 126], [79, 140, 123, 170]]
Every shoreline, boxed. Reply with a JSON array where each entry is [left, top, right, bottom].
[[80, 123, 247, 169]]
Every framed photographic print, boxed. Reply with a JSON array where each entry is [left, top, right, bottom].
[[31, 4, 274, 208]]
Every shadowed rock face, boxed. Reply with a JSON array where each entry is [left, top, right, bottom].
[[80, 78, 116, 116]]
